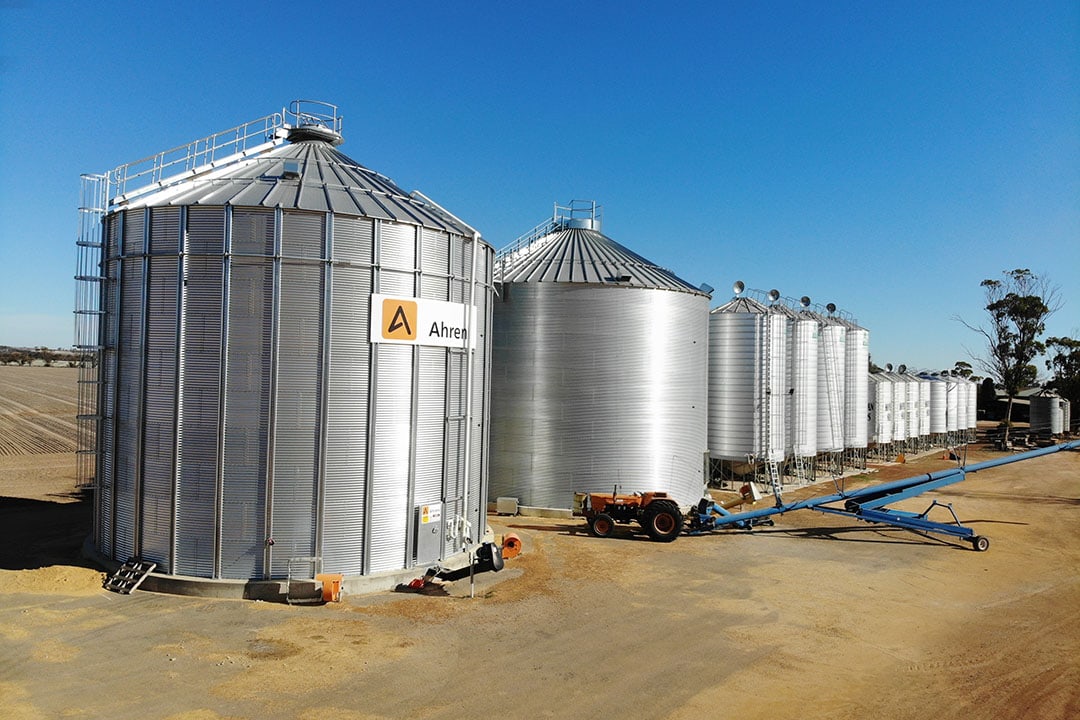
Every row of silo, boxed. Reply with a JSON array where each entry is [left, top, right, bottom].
[[868, 371, 978, 457], [705, 288, 868, 484], [83, 102, 494, 585]]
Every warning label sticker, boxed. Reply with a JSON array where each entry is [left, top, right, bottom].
[[420, 504, 442, 524]]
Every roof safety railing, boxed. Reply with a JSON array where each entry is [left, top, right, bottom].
[[496, 199, 603, 260], [288, 99, 342, 135], [106, 111, 287, 205]]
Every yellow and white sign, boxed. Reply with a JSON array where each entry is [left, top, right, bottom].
[[371, 294, 476, 349], [419, 504, 442, 524]]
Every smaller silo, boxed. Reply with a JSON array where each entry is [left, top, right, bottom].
[[842, 320, 870, 454], [1030, 392, 1065, 436], [868, 372, 893, 455], [709, 286, 788, 465], [810, 307, 846, 456], [921, 374, 948, 444], [888, 371, 908, 445]]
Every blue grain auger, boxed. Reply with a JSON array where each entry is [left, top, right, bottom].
[[686, 440, 1080, 551]]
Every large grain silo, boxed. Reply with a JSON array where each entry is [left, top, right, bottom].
[[488, 202, 710, 510], [76, 102, 494, 589], [708, 286, 788, 476]]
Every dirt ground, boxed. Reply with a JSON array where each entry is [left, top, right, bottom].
[[1, 365, 1078, 720]]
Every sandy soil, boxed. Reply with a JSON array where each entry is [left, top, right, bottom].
[[1, 365, 1078, 719]]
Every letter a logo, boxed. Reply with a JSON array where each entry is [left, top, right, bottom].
[[383, 298, 417, 341]]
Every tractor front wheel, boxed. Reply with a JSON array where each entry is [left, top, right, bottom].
[[589, 513, 615, 538], [642, 500, 683, 542]]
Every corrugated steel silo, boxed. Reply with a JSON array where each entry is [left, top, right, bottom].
[[945, 376, 960, 434], [813, 313, 846, 453], [1030, 392, 1065, 435], [842, 323, 869, 449], [489, 202, 710, 509], [83, 102, 493, 584], [768, 299, 818, 460], [920, 374, 947, 439], [917, 375, 931, 440], [868, 373, 893, 447], [708, 290, 788, 464], [889, 372, 908, 443]]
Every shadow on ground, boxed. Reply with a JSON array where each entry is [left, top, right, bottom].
[[0, 489, 95, 571]]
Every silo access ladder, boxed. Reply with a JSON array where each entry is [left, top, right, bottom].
[[103, 558, 157, 594]]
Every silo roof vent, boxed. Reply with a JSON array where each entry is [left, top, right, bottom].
[[283, 99, 345, 146]]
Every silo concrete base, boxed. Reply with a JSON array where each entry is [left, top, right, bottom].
[[83, 535, 493, 602]]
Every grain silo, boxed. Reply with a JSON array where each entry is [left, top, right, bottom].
[[769, 296, 818, 478], [75, 102, 494, 589], [867, 372, 893, 455], [921, 373, 948, 445], [488, 202, 710, 510], [813, 308, 846, 460], [1030, 392, 1065, 437], [841, 319, 869, 463], [708, 285, 788, 479]]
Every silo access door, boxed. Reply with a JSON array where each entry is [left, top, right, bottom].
[[414, 504, 443, 565]]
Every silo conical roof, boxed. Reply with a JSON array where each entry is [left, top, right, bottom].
[[495, 226, 705, 294], [118, 138, 472, 235]]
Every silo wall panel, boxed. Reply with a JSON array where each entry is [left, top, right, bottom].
[[140, 250, 180, 572], [790, 319, 818, 457], [220, 256, 273, 579], [490, 283, 708, 508], [174, 245, 224, 578], [369, 343, 413, 573], [268, 259, 324, 579], [97, 214, 121, 558], [320, 262, 372, 575]]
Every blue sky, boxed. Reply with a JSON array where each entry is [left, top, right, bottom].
[[1, 1, 1077, 374]]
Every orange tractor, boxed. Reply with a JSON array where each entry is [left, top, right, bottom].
[[573, 489, 684, 542]]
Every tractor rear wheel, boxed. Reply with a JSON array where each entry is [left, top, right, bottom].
[[642, 500, 683, 542], [589, 513, 615, 538]]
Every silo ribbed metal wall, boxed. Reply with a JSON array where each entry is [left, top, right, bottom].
[[926, 377, 947, 434], [843, 328, 869, 449], [707, 306, 787, 463], [490, 283, 708, 508], [1030, 396, 1064, 435], [114, 210, 145, 562], [141, 207, 180, 568], [321, 215, 373, 576], [945, 378, 960, 432], [97, 203, 492, 581], [789, 318, 818, 458], [868, 373, 892, 445], [890, 373, 908, 441], [816, 324, 846, 452], [916, 377, 930, 438]]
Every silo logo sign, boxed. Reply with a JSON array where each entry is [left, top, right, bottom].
[[371, 294, 476, 349], [382, 299, 417, 341]]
